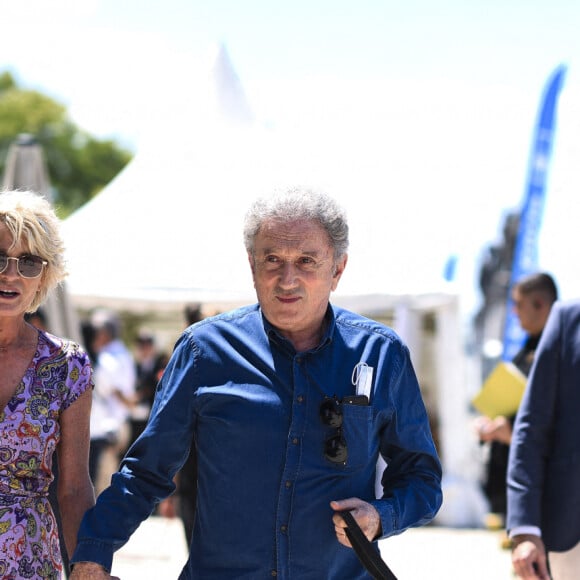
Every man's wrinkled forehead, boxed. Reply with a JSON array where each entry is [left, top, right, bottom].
[[255, 218, 331, 250]]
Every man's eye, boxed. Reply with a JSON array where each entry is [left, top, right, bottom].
[[298, 257, 317, 270], [261, 256, 282, 270]]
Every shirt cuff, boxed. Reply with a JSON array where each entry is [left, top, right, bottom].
[[370, 499, 395, 539], [508, 525, 541, 539], [71, 540, 114, 573]]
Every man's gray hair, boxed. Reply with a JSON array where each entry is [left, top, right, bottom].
[[243, 186, 349, 261]]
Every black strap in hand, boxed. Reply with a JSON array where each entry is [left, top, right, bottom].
[[339, 510, 398, 580]]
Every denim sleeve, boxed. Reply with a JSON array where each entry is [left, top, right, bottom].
[[371, 344, 443, 538], [71, 333, 198, 571]]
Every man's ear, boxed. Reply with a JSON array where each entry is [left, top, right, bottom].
[[331, 255, 348, 291]]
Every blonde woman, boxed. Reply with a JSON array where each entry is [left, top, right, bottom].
[[0, 190, 94, 579]]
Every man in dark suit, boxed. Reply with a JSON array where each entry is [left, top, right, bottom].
[[476, 272, 558, 530], [507, 299, 580, 579]]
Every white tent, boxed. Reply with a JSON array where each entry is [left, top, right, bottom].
[[62, 44, 458, 312]]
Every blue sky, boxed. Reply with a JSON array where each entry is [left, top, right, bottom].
[[2, 1, 580, 311], [1, 1, 577, 143]]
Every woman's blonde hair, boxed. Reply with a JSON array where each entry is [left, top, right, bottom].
[[0, 190, 67, 312]]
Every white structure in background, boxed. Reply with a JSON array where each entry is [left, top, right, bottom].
[[62, 43, 487, 527]]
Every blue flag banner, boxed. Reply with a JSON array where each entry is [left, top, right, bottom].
[[443, 254, 458, 282], [502, 64, 566, 361]]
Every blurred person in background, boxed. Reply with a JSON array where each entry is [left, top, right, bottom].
[[0, 190, 94, 578], [507, 299, 580, 579], [128, 328, 168, 448], [88, 308, 136, 495], [475, 272, 558, 539]]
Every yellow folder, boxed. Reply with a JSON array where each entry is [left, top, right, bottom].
[[472, 361, 527, 418]]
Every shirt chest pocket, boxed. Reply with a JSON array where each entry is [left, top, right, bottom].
[[338, 403, 374, 471]]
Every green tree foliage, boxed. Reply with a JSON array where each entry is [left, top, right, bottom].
[[0, 71, 16, 92], [0, 71, 133, 217]]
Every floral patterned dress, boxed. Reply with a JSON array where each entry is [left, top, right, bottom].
[[0, 330, 93, 580]]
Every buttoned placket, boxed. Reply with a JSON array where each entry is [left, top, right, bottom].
[[273, 352, 311, 580]]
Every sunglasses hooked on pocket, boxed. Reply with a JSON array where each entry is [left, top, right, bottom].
[[319, 394, 369, 465]]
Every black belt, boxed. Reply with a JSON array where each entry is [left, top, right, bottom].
[[339, 510, 398, 580]]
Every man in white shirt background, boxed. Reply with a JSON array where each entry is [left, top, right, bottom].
[[88, 309, 136, 495]]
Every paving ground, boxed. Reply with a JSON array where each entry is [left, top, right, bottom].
[[109, 516, 515, 579]]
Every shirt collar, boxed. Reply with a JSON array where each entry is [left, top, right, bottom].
[[261, 304, 335, 354]]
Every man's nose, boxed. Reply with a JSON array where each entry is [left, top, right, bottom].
[[278, 261, 298, 286]]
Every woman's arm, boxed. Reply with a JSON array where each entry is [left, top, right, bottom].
[[57, 387, 96, 558]]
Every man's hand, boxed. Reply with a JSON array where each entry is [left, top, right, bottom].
[[70, 562, 118, 579], [511, 534, 550, 579], [330, 498, 381, 548], [475, 415, 513, 444]]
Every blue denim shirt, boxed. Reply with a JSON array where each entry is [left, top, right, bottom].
[[72, 304, 442, 579]]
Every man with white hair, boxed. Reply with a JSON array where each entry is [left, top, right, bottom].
[[71, 188, 441, 579]]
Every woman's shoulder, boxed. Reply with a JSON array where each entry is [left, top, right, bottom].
[[37, 329, 91, 364], [36, 330, 94, 405]]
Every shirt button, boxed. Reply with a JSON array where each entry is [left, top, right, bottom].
[[285, 480, 292, 488], [270, 571, 277, 577], [281, 525, 287, 533], [292, 437, 299, 445], [297, 395, 304, 403]]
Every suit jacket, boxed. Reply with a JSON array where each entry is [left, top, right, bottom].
[[507, 299, 580, 552]]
